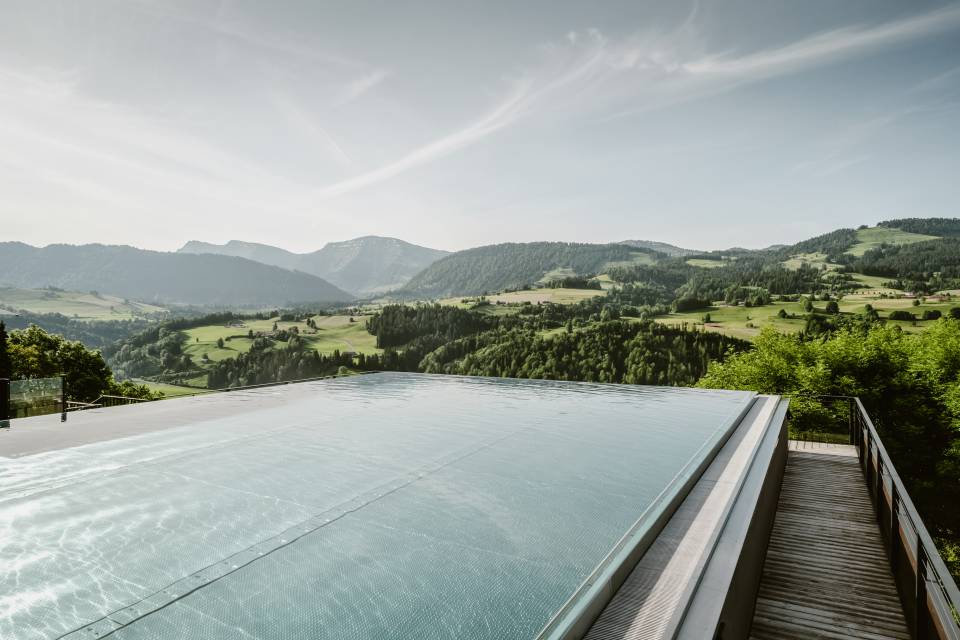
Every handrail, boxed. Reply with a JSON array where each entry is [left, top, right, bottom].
[[851, 397, 960, 639], [794, 394, 960, 639]]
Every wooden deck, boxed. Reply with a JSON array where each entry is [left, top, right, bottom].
[[749, 441, 911, 640]]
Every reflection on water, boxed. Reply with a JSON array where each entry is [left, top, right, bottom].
[[0, 373, 754, 640]]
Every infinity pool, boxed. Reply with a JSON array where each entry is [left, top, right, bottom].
[[0, 373, 755, 639]]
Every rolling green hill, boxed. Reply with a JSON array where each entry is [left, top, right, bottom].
[[0, 286, 166, 320], [398, 242, 659, 298], [0, 242, 353, 307]]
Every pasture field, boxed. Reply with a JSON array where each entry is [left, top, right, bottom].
[[656, 301, 809, 340], [181, 314, 382, 367], [846, 226, 938, 256], [655, 294, 958, 340], [781, 252, 842, 271], [441, 287, 606, 309], [603, 252, 657, 270], [537, 267, 579, 283], [687, 258, 728, 269], [134, 379, 210, 398], [0, 287, 166, 320]]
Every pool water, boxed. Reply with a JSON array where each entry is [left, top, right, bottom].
[[0, 373, 754, 640]]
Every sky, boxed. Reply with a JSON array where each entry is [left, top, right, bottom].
[[2, 0, 959, 254]]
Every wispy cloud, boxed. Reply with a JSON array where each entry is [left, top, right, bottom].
[[311, 81, 534, 199], [683, 4, 960, 78], [306, 4, 960, 200], [334, 70, 389, 107], [268, 90, 354, 168]]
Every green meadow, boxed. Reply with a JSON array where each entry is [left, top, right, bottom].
[[0, 287, 167, 320], [181, 314, 382, 368], [846, 226, 938, 256]]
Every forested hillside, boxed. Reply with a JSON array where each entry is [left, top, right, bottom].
[[0, 242, 353, 306], [619, 239, 700, 257], [399, 242, 657, 298], [878, 218, 960, 237]]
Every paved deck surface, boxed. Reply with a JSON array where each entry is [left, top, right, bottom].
[[749, 441, 910, 640]]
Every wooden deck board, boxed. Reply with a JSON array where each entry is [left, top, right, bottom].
[[748, 441, 910, 640]]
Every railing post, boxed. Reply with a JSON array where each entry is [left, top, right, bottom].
[[890, 484, 900, 569], [60, 376, 67, 423], [875, 459, 884, 516], [916, 542, 929, 640], [0, 378, 9, 428], [848, 397, 855, 445]]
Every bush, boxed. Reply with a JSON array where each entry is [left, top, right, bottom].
[[825, 301, 840, 314], [673, 296, 712, 312], [923, 310, 942, 321], [888, 310, 915, 321], [950, 307, 960, 319]]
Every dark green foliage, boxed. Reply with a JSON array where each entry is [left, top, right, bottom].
[[366, 304, 498, 348], [888, 310, 916, 321], [206, 344, 354, 388], [399, 242, 655, 297], [607, 262, 693, 291], [951, 307, 960, 320], [698, 323, 960, 574], [785, 228, 858, 260], [923, 310, 943, 321], [0, 312, 153, 348], [430, 321, 749, 385], [878, 218, 960, 237], [0, 321, 10, 379], [545, 276, 602, 290], [852, 239, 960, 285], [674, 296, 712, 312], [5, 324, 158, 402], [825, 300, 840, 314]]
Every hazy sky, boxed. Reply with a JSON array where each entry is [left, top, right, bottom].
[[2, 1, 959, 253]]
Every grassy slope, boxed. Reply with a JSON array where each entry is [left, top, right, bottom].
[[846, 227, 939, 256], [0, 286, 166, 320], [181, 315, 382, 368], [686, 258, 728, 269], [656, 294, 957, 340], [440, 287, 606, 308], [133, 379, 210, 397]]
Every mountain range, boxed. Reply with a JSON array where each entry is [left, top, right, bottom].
[[178, 236, 448, 296], [5, 221, 958, 310], [0, 243, 352, 307]]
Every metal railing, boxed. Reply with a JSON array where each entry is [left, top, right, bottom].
[[797, 395, 960, 640]]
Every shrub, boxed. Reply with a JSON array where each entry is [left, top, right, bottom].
[[888, 310, 915, 321], [923, 310, 942, 321], [673, 296, 712, 312]]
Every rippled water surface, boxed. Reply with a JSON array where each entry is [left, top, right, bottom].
[[0, 373, 754, 639]]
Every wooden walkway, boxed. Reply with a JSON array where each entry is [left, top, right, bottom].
[[749, 441, 911, 640]]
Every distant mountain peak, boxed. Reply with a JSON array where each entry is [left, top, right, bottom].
[[178, 236, 449, 297]]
